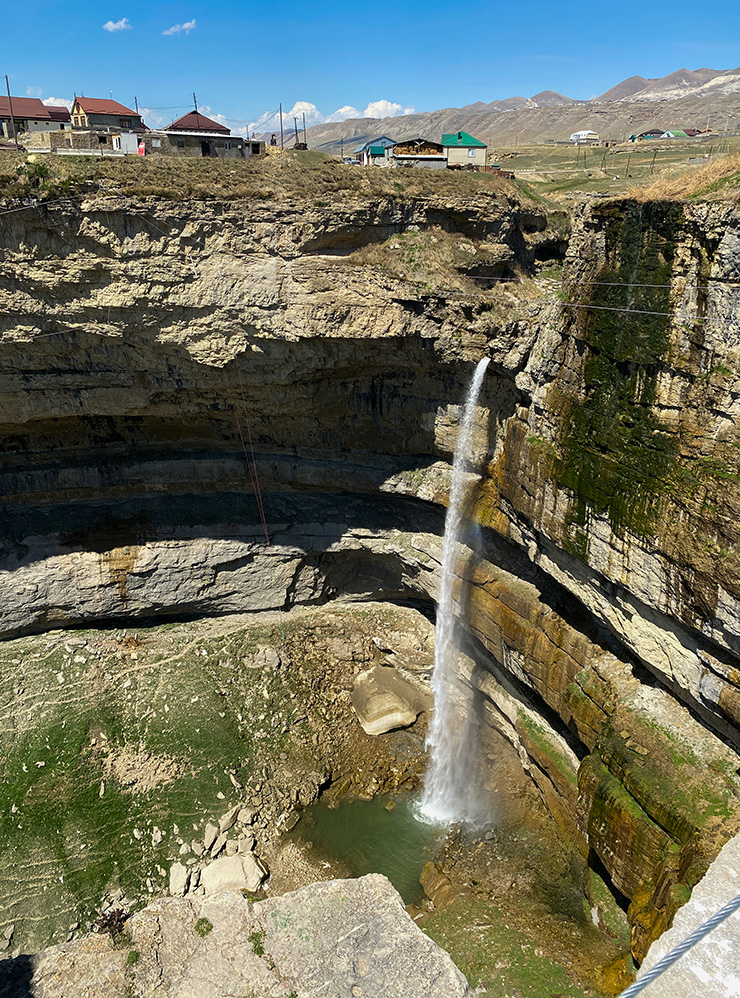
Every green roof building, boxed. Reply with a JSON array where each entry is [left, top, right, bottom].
[[441, 130, 487, 168], [441, 131, 487, 147]]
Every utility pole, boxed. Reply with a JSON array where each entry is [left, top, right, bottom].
[[279, 103, 284, 149], [134, 96, 139, 113], [4, 76, 19, 151], [650, 149, 657, 174], [625, 154, 631, 177], [294, 117, 299, 144], [193, 92, 198, 113], [302, 112, 307, 146], [340, 137, 344, 159]]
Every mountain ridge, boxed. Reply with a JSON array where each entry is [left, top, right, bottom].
[[306, 66, 740, 151]]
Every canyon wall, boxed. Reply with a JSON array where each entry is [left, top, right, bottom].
[[2, 183, 740, 959]]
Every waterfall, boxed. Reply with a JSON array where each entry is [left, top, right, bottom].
[[420, 356, 490, 825]]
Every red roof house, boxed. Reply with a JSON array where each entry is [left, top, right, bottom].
[[0, 96, 70, 139], [46, 105, 72, 124], [164, 111, 230, 134], [71, 97, 144, 131]]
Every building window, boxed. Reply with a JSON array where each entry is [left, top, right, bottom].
[[177, 140, 185, 148], [152, 138, 161, 148], [467, 148, 475, 158], [120, 118, 132, 128], [225, 141, 231, 150]]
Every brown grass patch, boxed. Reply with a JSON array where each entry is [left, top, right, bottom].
[[630, 152, 740, 202], [0, 148, 519, 207]]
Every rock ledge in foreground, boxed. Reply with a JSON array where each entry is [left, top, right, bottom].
[[0, 874, 473, 998]]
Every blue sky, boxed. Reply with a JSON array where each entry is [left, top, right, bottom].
[[5, 2, 740, 133]]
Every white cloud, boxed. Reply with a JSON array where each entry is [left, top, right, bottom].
[[241, 97, 415, 135], [26, 86, 43, 98], [285, 101, 324, 125], [325, 105, 361, 122], [102, 17, 132, 32], [43, 97, 73, 109], [362, 99, 415, 118], [162, 18, 196, 36], [323, 100, 416, 123]]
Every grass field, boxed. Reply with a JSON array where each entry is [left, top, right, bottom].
[[498, 134, 740, 198], [1, 137, 739, 207], [0, 147, 517, 204]]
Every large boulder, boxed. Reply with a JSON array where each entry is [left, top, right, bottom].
[[4, 875, 473, 998], [199, 854, 266, 895], [351, 665, 429, 736]]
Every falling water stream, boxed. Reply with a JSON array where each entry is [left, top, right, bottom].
[[420, 356, 490, 825]]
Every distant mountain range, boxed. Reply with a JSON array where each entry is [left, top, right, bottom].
[[596, 67, 740, 102], [306, 67, 740, 152]]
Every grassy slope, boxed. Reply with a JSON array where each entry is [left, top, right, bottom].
[[0, 148, 519, 204]]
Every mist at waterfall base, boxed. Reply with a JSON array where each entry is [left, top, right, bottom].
[[419, 357, 492, 827]]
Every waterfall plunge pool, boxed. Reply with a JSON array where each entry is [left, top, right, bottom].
[[287, 794, 445, 905]]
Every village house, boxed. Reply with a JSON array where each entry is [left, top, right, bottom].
[[629, 129, 665, 141], [156, 110, 244, 157], [0, 96, 70, 140], [569, 129, 600, 144], [441, 130, 487, 168], [70, 97, 144, 132], [26, 127, 260, 160], [391, 137, 446, 169], [660, 128, 707, 138], [142, 131, 248, 159], [164, 110, 230, 135], [354, 136, 395, 166]]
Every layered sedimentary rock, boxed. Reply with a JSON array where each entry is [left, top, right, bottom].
[[2, 184, 740, 960]]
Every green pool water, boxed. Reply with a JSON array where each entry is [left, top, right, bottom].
[[290, 795, 445, 905]]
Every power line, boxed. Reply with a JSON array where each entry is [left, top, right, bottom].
[[578, 280, 740, 290], [0, 194, 86, 217], [561, 302, 708, 319]]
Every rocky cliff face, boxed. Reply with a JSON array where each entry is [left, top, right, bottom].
[[1, 182, 739, 964]]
